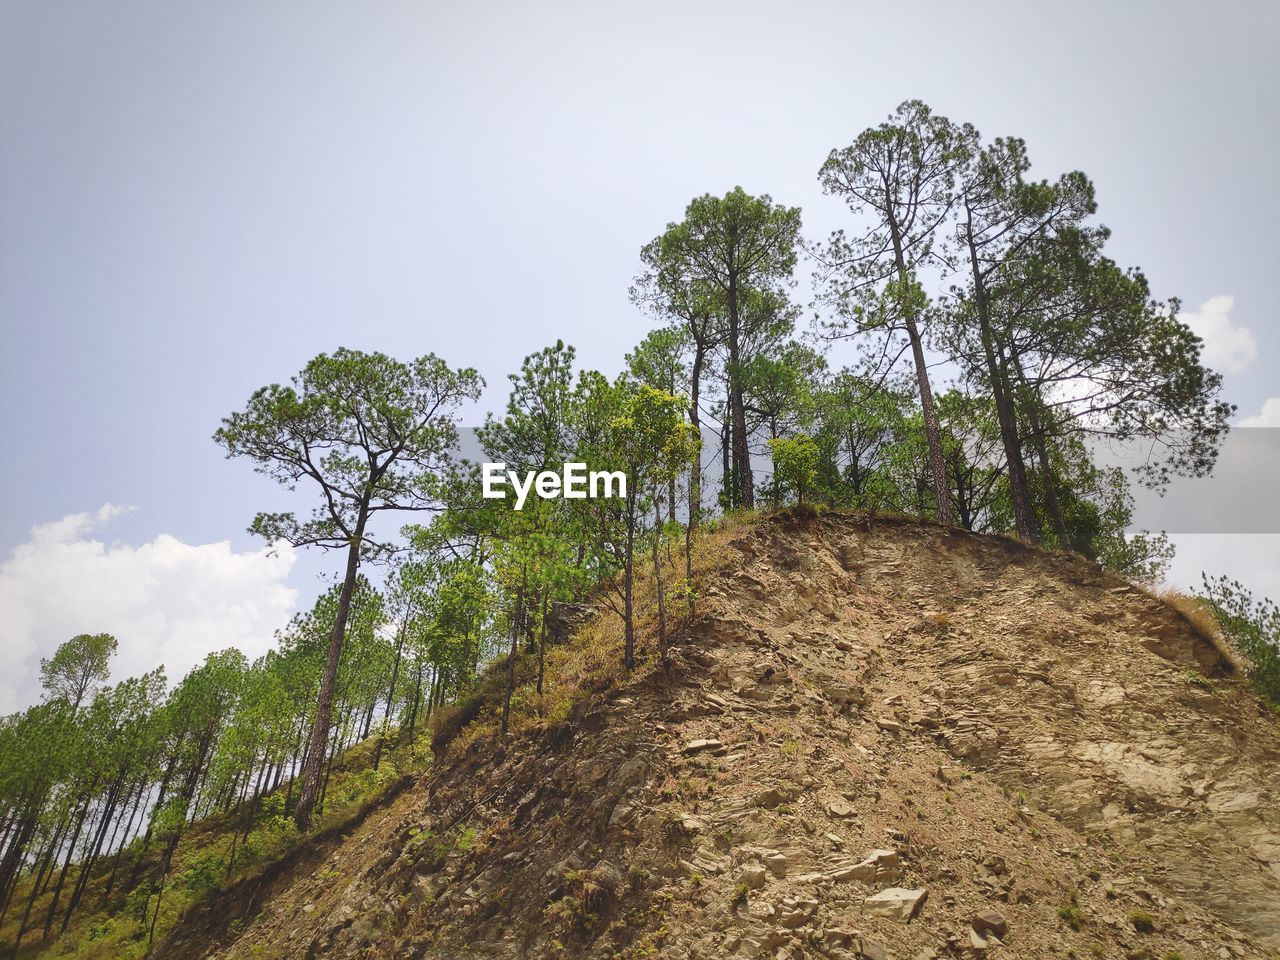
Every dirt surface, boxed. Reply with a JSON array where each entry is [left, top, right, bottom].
[[180, 514, 1280, 960]]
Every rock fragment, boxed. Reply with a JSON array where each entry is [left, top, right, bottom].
[[971, 908, 1008, 938], [682, 738, 724, 755], [864, 886, 928, 921]]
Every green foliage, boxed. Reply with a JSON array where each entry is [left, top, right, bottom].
[[1058, 898, 1083, 931], [241, 811, 298, 864], [767, 434, 819, 505], [817, 99, 973, 527], [809, 372, 912, 510], [177, 851, 223, 894], [1198, 575, 1280, 708], [0, 99, 1248, 957], [611, 386, 702, 497], [40, 633, 119, 710], [1095, 529, 1174, 585], [214, 348, 483, 554], [215, 348, 482, 829], [637, 186, 802, 509], [1182, 669, 1215, 692], [1128, 910, 1156, 933]]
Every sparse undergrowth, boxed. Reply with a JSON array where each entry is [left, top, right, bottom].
[[1, 736, 426, 959], [432, 512, 754, 756], [15, 511, 1280, 959]]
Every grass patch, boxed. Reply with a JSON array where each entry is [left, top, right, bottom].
[[1128, 910, 1156, 933], [1058, 897, 1083, 931], [430, 514, 751, 755]]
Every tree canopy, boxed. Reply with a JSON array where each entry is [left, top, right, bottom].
[[0, 99, 1250, 958]]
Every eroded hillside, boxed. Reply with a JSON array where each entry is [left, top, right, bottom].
[[171, 513, 1279, 960]]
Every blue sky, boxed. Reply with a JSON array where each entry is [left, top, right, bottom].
[[1, 0, 1277, 708]]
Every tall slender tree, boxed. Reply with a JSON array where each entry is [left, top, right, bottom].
[[633, 256, 722, 531], [640, 188, 801, 510], [818, 99, 967, 528], [39, 634, 118, 711], [214, 348, 482, 830], [942, 133, 1098, 541]]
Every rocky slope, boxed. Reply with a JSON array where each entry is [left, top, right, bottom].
[[169, 513, 1280, 960]]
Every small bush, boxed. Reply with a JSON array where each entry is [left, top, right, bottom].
[[177, 850, 223, 893], [1129, 910, 1155, 933], [1196, 575, 1280, 707], [1182, 669, 1215, 691], [544, 894, 584, 927], [1058, 899, 1083, 931]]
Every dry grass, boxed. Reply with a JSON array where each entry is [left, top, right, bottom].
[[431, 513, 756, 755], [1153, 586, 1245, 677]]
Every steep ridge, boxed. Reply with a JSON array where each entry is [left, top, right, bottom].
[[180, 513, 1280, 960]]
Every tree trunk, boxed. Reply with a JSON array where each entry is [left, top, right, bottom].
[[688, 341, 705, 532], [686, 342, 704, 589], [501, 580, 526, 736], [652, 499, 668, 656], [317, 709, 345, 816], [888, 219, 951, 529], [536, 597, 548, 697], [63, 774, 124, 931], [0, 800, 39, 919], [372, 611, 409, 772], [284, 717, 304, 811], [12, 817, 63, 958], [103, 780, 146, 904], [727, 274, 754, 509], [1029, 421, 1069, 540], [720, 413, 731, 511], [964, 215, 1035, 541], [1008, 352, 1068, 541], [904, 316, 950, 528], [623, 501, 636, 670], [43, 785, 94, 940], [293, 503, 369, 831]]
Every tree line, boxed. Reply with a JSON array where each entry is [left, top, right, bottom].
[[0, 100, 1235, 952]]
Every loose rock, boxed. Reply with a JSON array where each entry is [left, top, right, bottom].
[[864, 886, 928, 922]]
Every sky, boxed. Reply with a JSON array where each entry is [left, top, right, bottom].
[[1, 0, 1277, 711]]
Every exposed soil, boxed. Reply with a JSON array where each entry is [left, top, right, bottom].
[[173, 513, 1280, 960]]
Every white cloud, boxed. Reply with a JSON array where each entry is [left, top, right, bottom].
[[1239, 398, 1280, 428], [1181, 295, 1257, 375], [0, 505, 297, 713]]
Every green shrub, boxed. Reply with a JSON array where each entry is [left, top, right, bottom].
[[178, 850, 224, 893], [1128, 909, 1155, 933], [1058, 898, 1083, 931], [1199, 575, 1280, 708]]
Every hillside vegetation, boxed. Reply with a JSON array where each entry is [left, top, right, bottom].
[[159, 513, 1280, 959], [2, 97, 1271, 959]]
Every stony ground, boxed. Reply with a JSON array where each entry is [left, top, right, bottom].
[[179, 513, 1280, 960]]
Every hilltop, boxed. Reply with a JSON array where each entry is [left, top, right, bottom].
[[119, 515, 1280, 957]]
